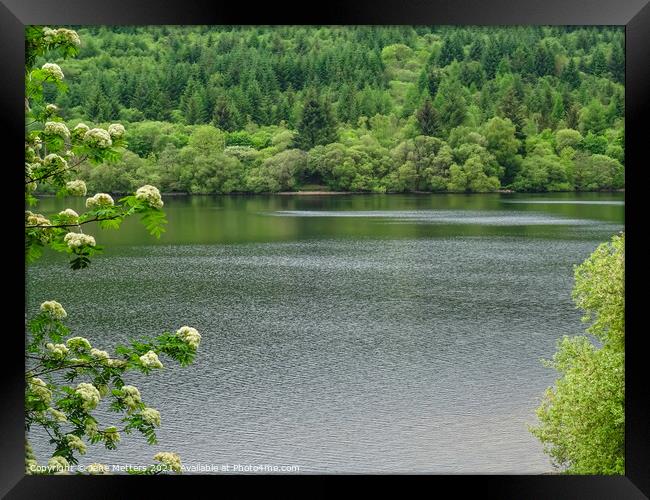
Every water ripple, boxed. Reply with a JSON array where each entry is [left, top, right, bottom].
[[270, 209, 603, 225]]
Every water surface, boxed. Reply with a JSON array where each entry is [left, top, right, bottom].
[[27, 192, 624, 473]]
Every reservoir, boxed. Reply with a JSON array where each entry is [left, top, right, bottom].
[[26, 192, 624, 473]]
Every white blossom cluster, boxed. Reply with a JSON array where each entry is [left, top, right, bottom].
[[139, 350, 163, 369], [45, 342, 69, 359], [45, 103, 58, 115], [66, 434, 87, 454], [43, 153, 67, 170], [104, 426, 121, 445], [25, 148, 36, 163], [26, 211, 51, 227], [41, 63, 64, 81], [48, 407, 67, 423], [121, 385, 141, 410], [66, 179, 87, 196], [43, 27, 81, 48], [72, 123, 90, 139], [106, 358, 128, 368], [66, 336, 91, 350], [83, 128, 112, 149], [86, 463, 110, 474], [141, 407, 161, 426], [135, 185, 164, 209], [86, 192, 114, 209], [176, 326, 201, 350], [28, 377, 52, 404], [58, 209, 79, 223], [24, 162, 37, 191], [153, 452, 182, 472], [107, 123, 125, 139], [44, 121, 70, 139], [90, 348, 109, 361], [85, 419, 99, 438], [75, 383, 101, 410], [47, 456, 69, 471], [40, 300, 67, 320], [64, 232, 96, 249]]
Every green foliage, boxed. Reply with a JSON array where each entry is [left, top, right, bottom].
[[530, 233, 625, 474], [25, 308, 200, 470], [25, 26, 193, 476], [44, 26, 624, 194], [574, 153, 624, 191]]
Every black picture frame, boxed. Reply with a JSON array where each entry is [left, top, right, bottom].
[[2, 0, 648, 497]]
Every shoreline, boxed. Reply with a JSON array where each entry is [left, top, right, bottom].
[[35, 188, 625, 198]]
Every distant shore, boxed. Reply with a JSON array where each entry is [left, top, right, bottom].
[[35, 188, 625, 197]]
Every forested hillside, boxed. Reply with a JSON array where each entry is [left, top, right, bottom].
[[42, 26, 625, 193]]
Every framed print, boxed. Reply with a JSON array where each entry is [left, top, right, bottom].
[[2, 0, 649, 497]]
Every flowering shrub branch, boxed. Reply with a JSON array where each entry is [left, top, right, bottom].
[[26, 302, 200, 474], [25, 26, 167, 270], [25, 26, 198, 475]]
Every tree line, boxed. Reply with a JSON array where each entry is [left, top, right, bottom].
[[44, 26, 625, 193]]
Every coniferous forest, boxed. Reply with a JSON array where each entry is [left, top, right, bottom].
[[43, 26, 625, 194]]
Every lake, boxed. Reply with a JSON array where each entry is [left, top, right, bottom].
[[26, 192, 624, 473]]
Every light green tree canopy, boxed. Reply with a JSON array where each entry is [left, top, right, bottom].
[[530, 233, 625, 475]]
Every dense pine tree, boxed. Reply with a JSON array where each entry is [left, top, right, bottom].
[[295, 89, 338, 150], [415, 97, 439, 136]]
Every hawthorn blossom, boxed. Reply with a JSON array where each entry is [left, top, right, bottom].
[[72, 123, 90, 139], [139, 350, 163, 369], [43, 27, 81, 47], [107, 358, 128, 368], [47, 456, 69, 471], [176, 326, 201, 350], [85, 192, 114, 209], [104, 426, 121, 445], [121, 385, 141, 410], [66, 336, 91, 350], [28, 377, 52, 404], [66, 434, 87, 454], [75, 383, 101, 410], [58, 209, 79, 223], [27, 212, 51, 227], [135, 184, 164, 209], [48, 407, 67, 423], [41, 63, 64, 81], [153, 452, 182, 472], [65, 179, 87, 196], [107, 123, 125, 139], [64, 232, 96, 249], [44, 121, 70, 139], [43, 153, 67, 170], [45, 342, 69, 358], [83, 128, 112, 149], [141, 407, 161, 426], [40, 300, 67, 320], [58, 28, 81, 47], [85, 419, 99, 438]]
